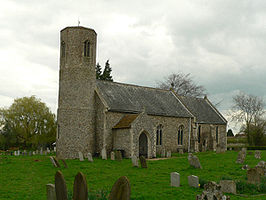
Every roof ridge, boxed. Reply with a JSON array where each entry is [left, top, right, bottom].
[[96, 79, 171, 92]]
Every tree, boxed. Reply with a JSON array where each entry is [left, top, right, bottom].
[[158, 72, 206, 97], [101, 60, 113, 81], [95, 62, 102, 79], [227, 129, 234, 137], [231, 92, 265, 145], [0, 96, 56, 150]]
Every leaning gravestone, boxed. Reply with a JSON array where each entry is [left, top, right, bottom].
[[188, 175, 199, 188], [50, 156, 58, 168], [219, 180, 236, 194], [131, 155, 139, 167], [115, 151, 122, 161], [55, 171, 68, 200], [255, 150, 261, 159], [109, 176, 131, 200], [101, 148, 107, 160], [188, 153, 202, 169], [247, 167, 264, 184], [73, 172, 88, 200], [46, 184, 56, 200], [166, 151, 171, 158], [140, 156, 147, 168], [170, 172, 180, 187], [87, 153, 93, 162], [78, 151, 84, 161], [110, 151, 115, 160], [53, 157, 61, 168]]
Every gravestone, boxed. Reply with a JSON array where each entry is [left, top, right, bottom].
[[161, 147, 166, 158], [219, 180, 236, 194], [36, 150, 39, 155], [17, 150, 20, 156], [87, 153, 93, 162], [236, 150, 246, 164], [170, 172, 180, 187], [73, 172, 88, 200], [255, 150, 261, 159], [53, 157, 61, 168], [47, 147, 50, 153], [110, 151, 115, 160], [196, 181, 229, 200], [28, 151, 32, 156], [14, 151, 17, 156], [178, 149, 184, 154], [115, 151, 122, 161], [256, 160, 265, 169], [166, 151, 171, 158], [55, 171, 68, 200], [140, 156, 147, 168], [109, 176, 131, 200], [78, 151, 84, 161], [131, 155, 139, 167], [40, 148, 43, 155], [188, 175, 199, 188], [247, 167, 264, 184], [188, 153, 202, 169], [33, 151, 36, 155], [101, 148, 107, 160], [61, 159, 68, 168], [46, 184, 56, 200], [50, 156, 58, 168]]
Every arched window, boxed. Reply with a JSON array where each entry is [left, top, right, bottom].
[[216, 126, 219, 143], [156, 124, 163, 145], [198, 125, 201, 143], [61, 41, 65, 57], [84, 40, 90, 57], [178, 125, 184, 145]]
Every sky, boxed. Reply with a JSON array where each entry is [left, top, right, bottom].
[[0, 0, 265, 133]]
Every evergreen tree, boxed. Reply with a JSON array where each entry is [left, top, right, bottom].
[[101, 60, 113, 81], [227, 129, 234, 137], [95, 63, 102, 80]]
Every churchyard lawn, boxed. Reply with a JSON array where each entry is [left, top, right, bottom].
[[0, 151, 265, 200]]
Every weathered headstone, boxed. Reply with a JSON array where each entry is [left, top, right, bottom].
[[161, 147, 166, 158], [61, 159, 68, 168], [170, 172, 180, 187], [110, 151, 115, 160], [236, 150, 246, 164], [115, 151, 122, 161], [87, 153, 93, 162], [255, 150, 261, 159], [73, 172, 88, 200], [36, 150, 39, 155], [46, 183, 56, 200], [55, 171, 68, 200], [140, 156, 147, 168], [101, 148, 107, 160], [44, 151, 47, 156], [166, 151, 171, 158], [53, 157, 61, 168], [17, 150, 20, 156], [256, 160, 265, 169], [50, 156, 58, 168], [178, 148, 184, 154], [33, 151, 36, 155], [188, 175, 199, 188], [47, 147, 50, 153], [247, 167, 264, 184], [40, 148, 43, 155], [14, 151, 17, 156], [196, 181, 229, 200], [109, 176, 131, 200], [219, 180, 236, 194], [188, 153, 202, 169], [29, 151, 32, 156], [131, 155, 139, 167], [78, 151, 84, 161]]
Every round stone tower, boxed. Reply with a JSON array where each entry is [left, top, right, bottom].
[[57, 26, 97, 159]]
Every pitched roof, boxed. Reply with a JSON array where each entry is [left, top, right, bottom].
[[113, 114, 139, 129], [178, 96, 227, 124], [96, 80, 193, 118]]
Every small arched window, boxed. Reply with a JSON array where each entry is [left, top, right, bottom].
[[178, 125, 184, 145], [84, 40, 90, 57], [61, 41, 65, 58], [156, 124, 163, 145], [216, 126, 219, 143], [198, 125, 201, 143]]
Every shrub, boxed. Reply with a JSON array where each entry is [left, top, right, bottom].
[[247, 146, 266, 150]]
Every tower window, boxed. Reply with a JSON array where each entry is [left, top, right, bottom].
[[61, 41, 65, 57], [216, 126, 219, 143], [84, 40, 90, 57], [198, 125, 201, 143], [156, 124, 163, 145], [178, 125, 184, 145]]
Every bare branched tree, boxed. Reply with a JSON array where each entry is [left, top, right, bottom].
[[157, 72, 206, 98]]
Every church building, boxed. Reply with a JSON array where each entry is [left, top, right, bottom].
[[56, 26, 227, 159]]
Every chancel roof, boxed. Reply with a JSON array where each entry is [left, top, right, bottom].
[[96, 80, 193, 118], [179, 96, 227, 125]]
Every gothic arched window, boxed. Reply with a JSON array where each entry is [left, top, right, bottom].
[[84, 40, 90, 57], [198, 125, 201, 143], [61, 41, 65, 58], [156, 124, 163, 145], [216, 126, 219, 143], [178, 125, 184, 145]]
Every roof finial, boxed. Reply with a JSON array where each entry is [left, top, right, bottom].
[[78, 18, 80, 26]]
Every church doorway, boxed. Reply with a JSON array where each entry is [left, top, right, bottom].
[[139, 132, 148, 158]]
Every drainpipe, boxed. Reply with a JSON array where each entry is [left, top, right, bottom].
[[188, 118, 191, 153]]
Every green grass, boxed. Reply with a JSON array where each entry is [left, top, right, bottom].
[[0, 151, 266, 200]]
